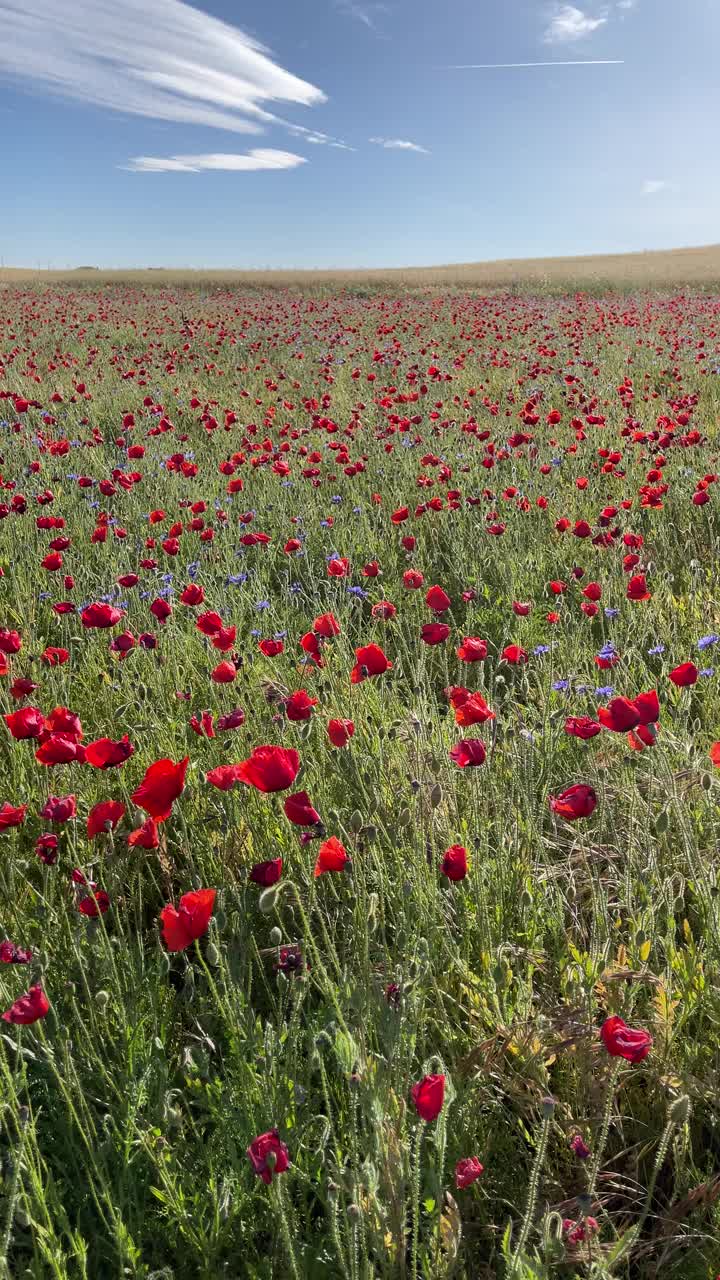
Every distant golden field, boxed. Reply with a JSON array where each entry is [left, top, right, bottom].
[[3, 242, 720, 291]]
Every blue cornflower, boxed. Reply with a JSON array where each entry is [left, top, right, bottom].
[[700, 667, 715, 677], [552, 679, 570, 692], [347, 586, 368, 599], [647, 643, 665, 656], [226, 573, 247, 586], [604, 608, 619, 619], [698, 634, 719, 650], [255, 600, 270, 611], [534, 644, 551, 656], [595, 686, 614, 697]]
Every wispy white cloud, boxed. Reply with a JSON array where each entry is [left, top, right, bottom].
[[126, 148, 307, 173], [447, 59, 623, 68], [544, 5, 607, 43], [369, 136, 429, 153], [0, 0, 325, 134], [641, 179, 667, 196], [617, 0, 636, 9], [335, 1, 390, 31]]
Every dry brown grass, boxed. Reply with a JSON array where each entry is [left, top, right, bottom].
[[3, 243, 720, 291]]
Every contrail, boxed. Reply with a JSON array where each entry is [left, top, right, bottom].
[[447, 60, 624, 68]]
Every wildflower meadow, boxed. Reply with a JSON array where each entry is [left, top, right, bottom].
[[1, 284, 720, 1279]]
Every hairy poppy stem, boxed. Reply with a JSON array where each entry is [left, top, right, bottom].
[[510, 1104, 553, 1275], [410, 1121, 425, 1279], [273, 1179, 302, 1280], [587, 1059, 622, 1203]]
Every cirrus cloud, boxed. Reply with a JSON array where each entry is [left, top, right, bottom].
[[0, 0, 326, 135], [369, 136, 429, 153], [126, 148, 307, 173]]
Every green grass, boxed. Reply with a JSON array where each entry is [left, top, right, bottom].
[[0, 286, 719, 1279]]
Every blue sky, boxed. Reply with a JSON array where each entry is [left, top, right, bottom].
[[1, 0, 718, 268]]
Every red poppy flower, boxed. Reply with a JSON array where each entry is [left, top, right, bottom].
[[549, 784, 597, 820], [196, 610, 223, 636], [327, 718, 354, 747], [10, 678, 39, 700], [284, 791, 320, 826], [258, 638, 284, 657], [313, 613, 341, 637], [371, 601, 397, 621], [454, 692, 495, 727], [425, 585, 451, 613], [582, 582, 602, 601], [2, 984, 50, 1025], [217, 707, 245, 732], [127, 817, 160, 848], [131, 756, 189, 821], [669, 662, 698, 688], [286, 690, 318, 721], [627, 723, 658, 751], [633, 689, 660, 724], [403, 569, 424, 590], [440, 844, 468, 881], [40, 794, 76, 823], [410, 1073, 445, 1122], [512, 601, 532, 616], [455, 1157, 484, 1188], [41, 647, 70, 667], [190, 710, 215, 738], [710, 742, 720, 768], [150, 598, 172, 624], [211, 660, 236, 684], [501, 645, 528, 664], [84, 735, 135, 768], [246, 1129, 290, 1184], [449, 739, 486, 768], [597, 697, 641, 733], [4, 706, 45, 739], [0, 802, 27, 832], [205, 764, 242, 791], [314, 835, 350, 877], [456, 637, 487, 663], [350, 643, 392, 684], [160, 888, 216, 952], [237, 745, 300, 793], [0, 629, 22, 655], [564, 716, 601, 739], [421, 623, 450, 646], [0, 941, 32, 965], [600, 1015, 652, 1063], [627, 574, 651, 601], [87, 799, 126, 837], [35, 833, 58, 863], [327, 557, 349, 578], [78, 890, 110, 917], [249, 858, 283, 886], [80, 602, 124, 629], [180, 583, 204, 606]]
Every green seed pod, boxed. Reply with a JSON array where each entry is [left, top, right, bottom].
[[349, 810, 363, 834], [205, 942, 220, 966], [259, 884, 282, 914], [269, 926, 283, 946], [429, 782, 443, 809], [95, 990, 110, 1012]]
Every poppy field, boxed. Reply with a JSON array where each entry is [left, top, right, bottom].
[[2, 284, 720, 1279]]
